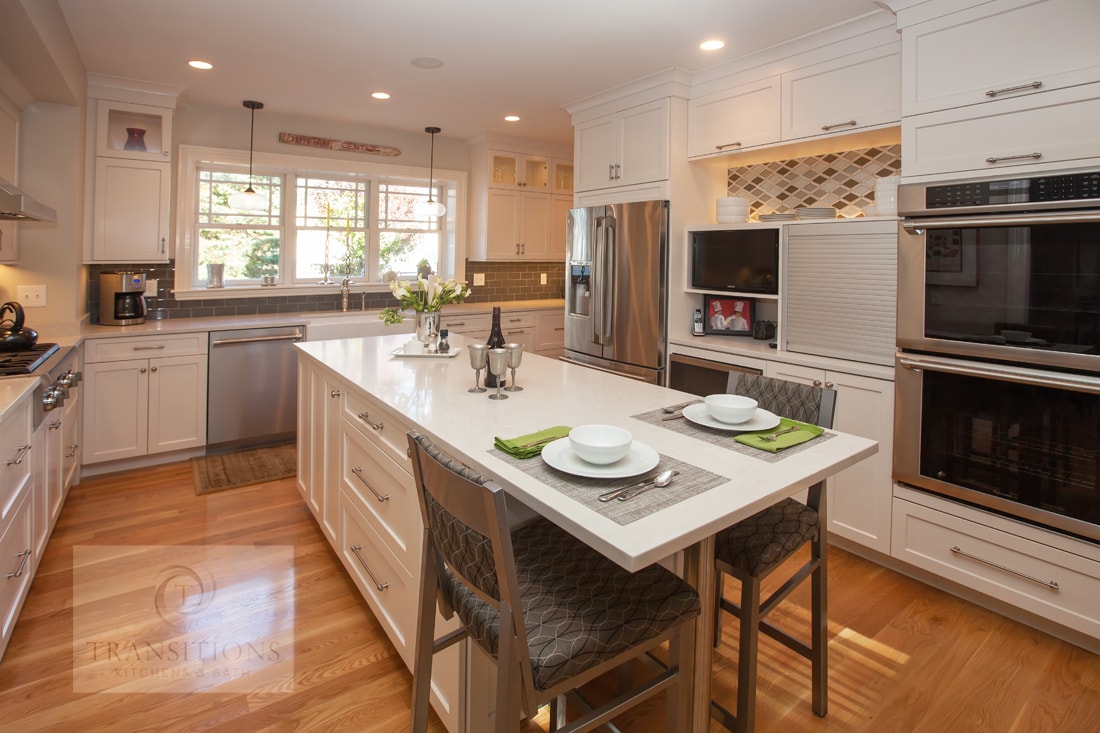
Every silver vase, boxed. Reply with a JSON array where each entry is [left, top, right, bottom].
[[415, 311, 441, 350]]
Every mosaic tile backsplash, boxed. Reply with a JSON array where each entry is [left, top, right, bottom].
[[86, 260, 566, 322], [727, 144, 901, 219]]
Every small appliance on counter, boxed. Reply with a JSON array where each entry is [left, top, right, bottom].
[[0, 301, 39, 351], [99, 271, 147, 325]]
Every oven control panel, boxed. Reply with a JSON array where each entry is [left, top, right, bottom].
[[924, 171, 1100, 209]]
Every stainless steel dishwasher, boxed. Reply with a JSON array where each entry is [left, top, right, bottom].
[[207, 324, 305, 453]]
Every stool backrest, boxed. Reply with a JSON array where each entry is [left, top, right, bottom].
[[726, 372, 836, 429]]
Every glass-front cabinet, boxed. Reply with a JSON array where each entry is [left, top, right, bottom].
[[487, 150, 573, 197], [95, 100, 172, 162]]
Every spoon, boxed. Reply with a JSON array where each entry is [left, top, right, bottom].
[[764, 425, 800, 442], [616, 470, 677, 501]]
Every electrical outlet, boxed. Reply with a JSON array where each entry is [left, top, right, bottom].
[[16, 285, 47, 307], [145, 278, 158, 297], [540, 273, 548, 285], [473, 273, 486, 286]]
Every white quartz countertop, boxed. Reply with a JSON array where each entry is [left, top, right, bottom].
[[297, 332, 878, 571], [0, 377, 38, 421]]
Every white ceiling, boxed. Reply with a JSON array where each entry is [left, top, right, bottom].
[[56, 0, 885, 147]]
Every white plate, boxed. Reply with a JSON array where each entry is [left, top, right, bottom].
[[389, 347, 461, 359], [541, 439, 660, 479], [682, 403, 781, 432]]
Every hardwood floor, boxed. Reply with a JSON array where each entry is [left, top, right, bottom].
[[0, 460, 1097, 732]]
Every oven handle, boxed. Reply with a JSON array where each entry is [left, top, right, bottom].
[[898, 354, 1100, 395], [902, 210, 1100, 233]]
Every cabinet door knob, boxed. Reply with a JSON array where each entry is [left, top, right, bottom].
[[140, 367, 147, 373], [151, 366, 158, 372], [824, 381, 834, 389], [812, 379, 822, 387], [330, 389, 341, 398]]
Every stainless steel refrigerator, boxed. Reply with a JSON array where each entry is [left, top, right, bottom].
[[562, 200, 669, 384]]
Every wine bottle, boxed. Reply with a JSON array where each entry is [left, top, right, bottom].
[[485, 307, 506, 387]]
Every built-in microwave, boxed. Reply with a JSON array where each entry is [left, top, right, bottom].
[[689, 227, 779, 294]]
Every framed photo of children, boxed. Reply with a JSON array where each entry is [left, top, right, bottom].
[[703, 295, 753, 336]]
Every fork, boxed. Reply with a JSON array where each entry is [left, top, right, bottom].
[[661, 400, 698, 414], [764, 425, 799, 442]]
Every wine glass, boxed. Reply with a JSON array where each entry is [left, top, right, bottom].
[[487, 348, 510, 401], [467, 344, 489, 393], [503, 343, 524, 392]]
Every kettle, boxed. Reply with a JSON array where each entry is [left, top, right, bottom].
[[0, 301, 39, 352]]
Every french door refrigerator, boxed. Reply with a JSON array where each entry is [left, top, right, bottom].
[[562, 199, 669, 384]]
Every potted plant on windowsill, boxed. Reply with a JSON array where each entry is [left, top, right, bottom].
[[380, 275, 472, 347]]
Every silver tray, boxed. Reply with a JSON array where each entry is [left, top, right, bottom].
[[389, 347, 461, 359]]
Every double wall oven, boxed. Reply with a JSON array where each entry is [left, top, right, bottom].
[[895, 169, 1100, 544]]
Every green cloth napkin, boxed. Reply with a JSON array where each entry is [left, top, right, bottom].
[[734, 417, 824, 453], [494, 426, 572, 459]]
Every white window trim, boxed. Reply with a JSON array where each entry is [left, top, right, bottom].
[[174, 144, 467, 299]]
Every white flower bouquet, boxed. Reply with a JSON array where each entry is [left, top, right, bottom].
[[379, 275, 471, 324]]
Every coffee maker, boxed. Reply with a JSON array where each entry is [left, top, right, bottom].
[[99, 272, 147, 325]]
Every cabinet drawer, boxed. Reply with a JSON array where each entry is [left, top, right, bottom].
[[0, 398, 31, 526], [892, 495, 1100, 639], [339, 491, 417, 664], [341, 424, 418, 574], [440, 313, 490, 335], [342, 392, 414, 474], [84, 333, 207, 363], [0, 487, 33, 654]]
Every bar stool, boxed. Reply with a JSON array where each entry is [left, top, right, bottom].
[[711, 373, 837, 732], [407, 431, 701, 733]]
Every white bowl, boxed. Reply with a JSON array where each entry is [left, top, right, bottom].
[[716, 215, 748, 223], [716, 202, 750, 210], [704, 394, 758, 424], [568, 424, 633, 465], [716, 206, 750, 215]]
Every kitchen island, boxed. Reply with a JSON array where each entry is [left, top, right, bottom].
[[295, 332, 878, 732]]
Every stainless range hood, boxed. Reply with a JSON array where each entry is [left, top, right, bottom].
[[0, 178, 57, 223]]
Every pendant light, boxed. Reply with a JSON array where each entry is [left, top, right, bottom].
[[229, 100, 268, 211], [424, 126, 446, 217]]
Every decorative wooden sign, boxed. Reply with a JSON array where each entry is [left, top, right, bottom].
[[278, 132, 401, 157]]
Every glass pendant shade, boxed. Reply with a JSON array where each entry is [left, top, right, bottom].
[[232, 100, 268, 211], [424, 126, 446, 217]]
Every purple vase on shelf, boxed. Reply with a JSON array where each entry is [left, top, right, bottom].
[[124, 127, 147, 152]]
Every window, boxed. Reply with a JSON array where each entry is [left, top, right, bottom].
[[176, 145, 466, 297]]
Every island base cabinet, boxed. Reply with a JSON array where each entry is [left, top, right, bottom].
[[0, 488, 32, 660], [339, 491, 464, 732], [892, 485, 1100, 645], [764, 362, 894, 554]]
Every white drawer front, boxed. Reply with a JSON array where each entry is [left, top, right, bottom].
[[85, 333, 207, 362], [342, 392, 414, 473], [892, 497, 1100, 639], [339, 491, 416, 664], [341, 424, 418, 574], [0, 399, 31, 526], [0, 488, 33, 652]]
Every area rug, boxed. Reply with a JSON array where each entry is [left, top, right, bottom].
[[192, 442, 297, 495]]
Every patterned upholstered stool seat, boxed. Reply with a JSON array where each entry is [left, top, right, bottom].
[[714, 498, 820, 578]]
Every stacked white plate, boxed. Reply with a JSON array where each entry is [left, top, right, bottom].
[[795, 207, 837, 219], [716, 196, 750, 223], [874, 176, 899, 216], [758, 213, 796, 221]]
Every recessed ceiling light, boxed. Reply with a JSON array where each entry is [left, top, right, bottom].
[[371, 92, 391, 100], [699, 40, 725, 51], [504, 115, 520, 122], [188, 59, 214, 70], [410, 57, 444, 69]]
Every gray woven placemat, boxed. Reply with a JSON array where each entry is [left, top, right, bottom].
[[630, 406, 835, 463], [491, 448, 727, 526]]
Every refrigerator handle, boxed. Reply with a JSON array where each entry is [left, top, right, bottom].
[[601, 216, 616, 343], [591, 217, 605, 345]]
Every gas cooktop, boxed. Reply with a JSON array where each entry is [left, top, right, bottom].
[[0, 343, 59, 376]]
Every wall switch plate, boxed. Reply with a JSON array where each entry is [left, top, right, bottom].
[[16, 285, 47, 307], [540, 273, 548, 285], [145, 278, 158, 297], [473, 273, 486, 286]]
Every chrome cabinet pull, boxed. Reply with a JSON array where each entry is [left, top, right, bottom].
[[330, 389, 341, 398], [150, 366, 158, 372], [357, 412, 383, 430], [6, 549, 30, 579], [821, 120, 857, 131], [811, 380, 823, 387], [614, 164, 621, 180], [445, 321, 465, 327], [986, 81, 1042, 98], [133, 345, 167, 351], [139, 367, 147, 373], [608, 163, 615, 181], [48, 419, 61, 431], [715, 141, 743, 151], [349, 544, 389, 591], [6, 445, 31, 465], [160, 237, 166, 254], [66, 444, 79, 458], [351, 466, 390, 502], [986, 152, 1042, 164], [950, 545, 1059, 590]]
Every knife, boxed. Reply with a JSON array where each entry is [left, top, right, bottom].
[[597, 475, 660, 502]]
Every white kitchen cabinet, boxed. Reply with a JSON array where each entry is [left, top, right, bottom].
[[550, 195, 572, 261], [85, 90, 176, 264], [441, 313, 491, 343], [303, 364, 340, 541], [688, 76, 781, 158], [0, 388, 33, 661], [574, 98, 669, 192], [485, 188, 552, 259], [764, 362, 895, 555], [536, 310, 566, 358], [901, 83, 1100, 179], [780, 44, 901, 142], [900, 0, 1100, 117], [487, 150, 550, 191], [90, 157, 170, 262], [498, 311, 536, 353], [0, 392, 31, 531], [0, 97, 19, 264], [82, 334, 207, 464]]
